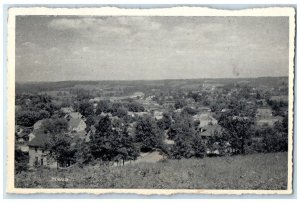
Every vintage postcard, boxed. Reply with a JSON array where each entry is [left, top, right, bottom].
[[6, 6, 295, 195]]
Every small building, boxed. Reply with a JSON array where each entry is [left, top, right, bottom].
[[256, 107, 273, 120], [199, 124, 222, 140], [127, 111, 135, 118], [61, 107, 74, 114], [221, 108, 229, 113], [89, 97, 102, 103], [198, 106, 211, 113], [130, 92, 145, 99], [15, 126, 30, 152], [163, 100, 176, 108], [163, 130, 175, 145], [270, 95, 288, 103], [193, 113, 218, 128], [256, 107, 282, 127], [28, 131, 57, 168], [153, 110, 163, 120]]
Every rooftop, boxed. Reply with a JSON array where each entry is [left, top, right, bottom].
[[69, 118, 84, 129], [28, 130, 52, 148]]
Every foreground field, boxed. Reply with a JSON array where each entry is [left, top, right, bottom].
[[15, 152, 288, 189]]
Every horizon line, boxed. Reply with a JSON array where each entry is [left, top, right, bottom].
[[16, 75, 288, 84]]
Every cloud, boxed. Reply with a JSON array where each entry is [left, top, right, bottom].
[[48, 17, 102, 30], [48, 17, 161, 35], [16, 16, 289, 82]]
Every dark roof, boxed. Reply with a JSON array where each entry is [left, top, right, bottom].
[[28, 130, 52, 148]]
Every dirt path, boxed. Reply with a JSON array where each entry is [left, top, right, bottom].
[[113, 151, 164, 166]]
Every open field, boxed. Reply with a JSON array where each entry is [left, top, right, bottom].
[[15, 152, 288, 189]]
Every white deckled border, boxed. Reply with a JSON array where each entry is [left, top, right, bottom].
[[6, 6, 296, 195]]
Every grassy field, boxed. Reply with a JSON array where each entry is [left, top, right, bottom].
[[15, 152, 288, 189]]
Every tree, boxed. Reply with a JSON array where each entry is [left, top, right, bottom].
[[260, 116, 288, 153], [157, 112, 172, 130], [192, 135, 206, 158], [48, 134, 77, 168], [38, 110, 50, 120], [206, 130, 228, 156], [89, 115, 114, 161], [15, 149, 29, 174], [113, 107, 127, 118], [126, 102, 145, 112], [96, 100, 111, 114], [78, 101, 94, 118], [40, 118, 69, 134], [114, 124, 139, 165], [181, 107, 198, 116], [16, 110, 41, 127], [261, 126, 288, 152], [218, 114, 254, 155], [174, 99, 187, 109], [85, 115, 95, 127], [168, 113, 205, 159], [74, 139, 93, 166], [89, 115, 139, 163], [135, 116, 163, 152]]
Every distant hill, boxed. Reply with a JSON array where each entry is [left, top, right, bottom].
[[16, 76, 288, 93]]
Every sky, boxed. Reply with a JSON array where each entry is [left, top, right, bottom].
[[15, 16, 289, 82]]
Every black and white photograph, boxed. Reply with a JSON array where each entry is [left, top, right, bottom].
[[6, 7, 295, 195]]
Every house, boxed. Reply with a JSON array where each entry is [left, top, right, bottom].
[[198, 106, 211, 113], [256, 99, 267, 106], [193, 113, 218, 128], [89, 97, 102, 103], [163, 100, 176, 108], [202, 82, 224, 91], [153, 110, 163, 120], [61, 107, 74, 114], [256, 107, 273, 119], [130, 92, 145, 99], [174, 108, 182, 113], [221, 108, 229, 113], [68, 118, 86, 132], [163, 130, 175, 145], [27, 131, 57, 168], [65, 111, 82, 120], [28, 130, 78, 168], [199, 124, 222, 140], [256, 107, 282, 127], [16, 136, 29, 152], [270, 95, 288, 103], [127, 111, 135, 118]]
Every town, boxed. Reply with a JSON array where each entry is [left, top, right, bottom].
[[14, 77, 289, 188]]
